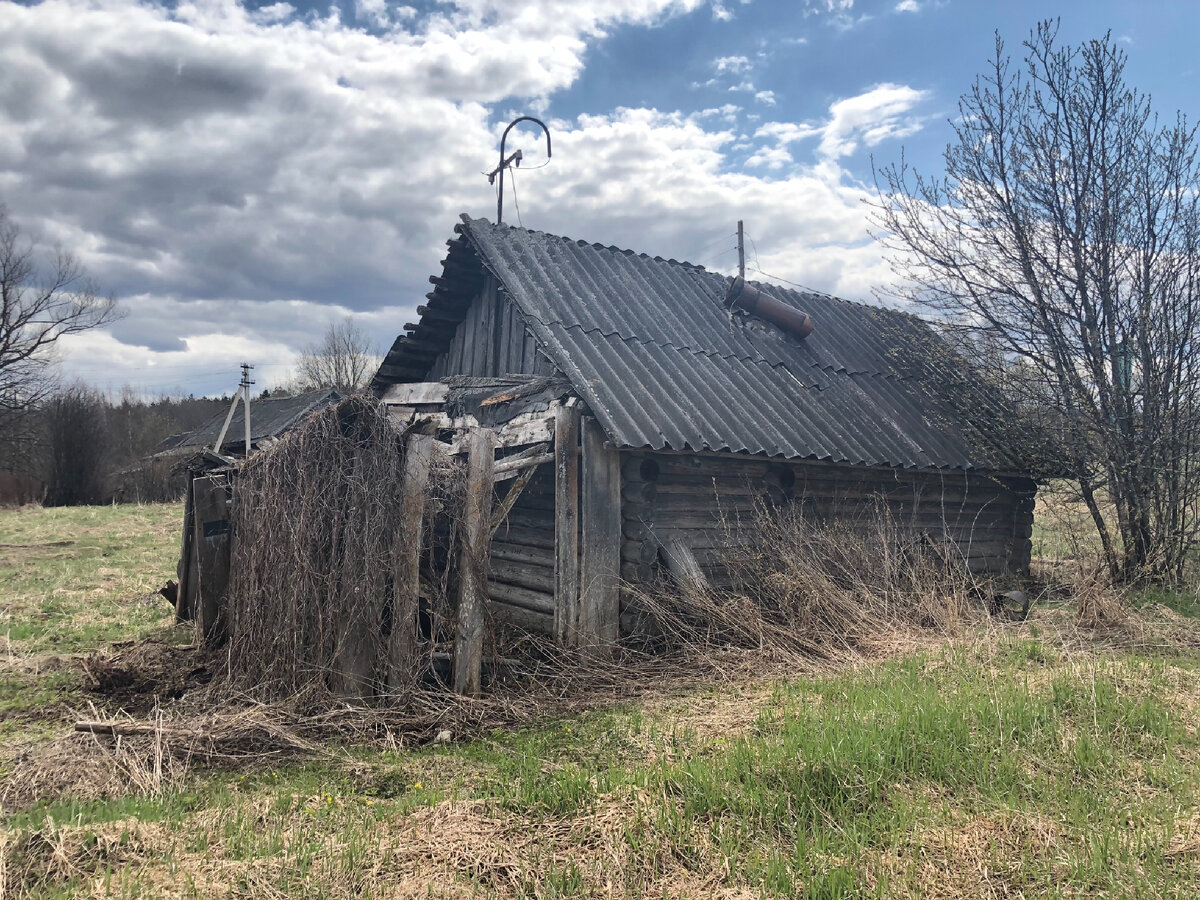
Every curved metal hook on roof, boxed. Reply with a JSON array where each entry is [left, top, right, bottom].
[[487, 116, 552, 225]]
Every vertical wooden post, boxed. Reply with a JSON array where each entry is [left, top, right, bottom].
[[175, 475, 196, 621], [390, 433, 435, 690], [191, 475, 232, 646], [578, 417, 621, 649], [553, 405, 580, 646], [454, 428, 494, 695]]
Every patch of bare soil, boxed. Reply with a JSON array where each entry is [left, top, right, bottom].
[[80, 640, 210, 715]]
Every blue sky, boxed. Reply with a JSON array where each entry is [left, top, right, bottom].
[[0, 0, 1195, 396]]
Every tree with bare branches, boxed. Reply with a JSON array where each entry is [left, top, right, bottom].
[[0, 205, 119, 465], [293, 318, 377, 395], [872, 22, 1200, 583]]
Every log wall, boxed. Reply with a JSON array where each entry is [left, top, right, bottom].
[[425, 276, 557, 380], [619, 451, 1036, 597], [488, 463, 559, 634]]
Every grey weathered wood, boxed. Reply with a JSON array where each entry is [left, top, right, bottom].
[[662, 538, 709, 593], [553, 404, 580, 646], [494, 451, 555, 479], [621, 539, 660, 566], [487, 580, 555, 613], [490, 601, 554, 633], [489, 523, 555, 549], [480, 277, 496, 376], [490, 541, 554, 567], [389, 433, 435, 690], [191, 475, 232, 646], [489, 559, 555, 593], [454, 428, 494, 696], [578, 418, 621, 649], [380, 382, 450, 405], [175, 475, 196, 622], [491, 465, 538, 534]]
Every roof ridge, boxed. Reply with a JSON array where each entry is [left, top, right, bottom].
[[460, 215, 712, 273]]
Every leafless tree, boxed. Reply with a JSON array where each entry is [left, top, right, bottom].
[[0, 205, 118, 467], [293, 318, 377, 394], [42, 385, 110, 506], [871, 22, 1200, 583]]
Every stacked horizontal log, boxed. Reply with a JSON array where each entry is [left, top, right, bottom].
[[618, 451, 1037, 609], [488, 464, 557, 633]]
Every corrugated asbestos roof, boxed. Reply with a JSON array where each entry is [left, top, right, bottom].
[[161, 389, 342, 454], [375, 216, 1026, 471]]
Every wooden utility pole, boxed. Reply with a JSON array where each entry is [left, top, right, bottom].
[[211, 362, 255, 456], [240, 363, 254, 455]]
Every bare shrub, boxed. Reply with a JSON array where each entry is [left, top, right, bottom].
[[1069, 561, 1128, 629], [222, 396, 455, 701]]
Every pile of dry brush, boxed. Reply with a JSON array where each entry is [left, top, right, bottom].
[[635, 502, 992, 659]]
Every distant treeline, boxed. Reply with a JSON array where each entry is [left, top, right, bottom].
[[0, 387, 239, 506]]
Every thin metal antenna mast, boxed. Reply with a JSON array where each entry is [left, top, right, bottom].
[[486, 116, 552, 225], [737, 220, 745, 279]]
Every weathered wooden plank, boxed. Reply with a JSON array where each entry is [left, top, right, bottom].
[[497, 288, 513, 375], [493, 444, 553, 477], [461, 293, 479, 375], [175, 475, 196, 622], [381, 382, 449, 405], [578, 417, 621, 649], [191, 475, 232, 647], [389, 433, 434, 690], [481, 277, 497, 376], [453, 429, 494, 696], [491, 464, 539, 534], [661, 538, 708, 593], [553, 404, 580, 646], [522, 325, 538, 373]]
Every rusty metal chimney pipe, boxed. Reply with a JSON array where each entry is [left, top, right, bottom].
[[725, 276, 815, 340]]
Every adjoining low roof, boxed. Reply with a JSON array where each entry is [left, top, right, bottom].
[[156, 389, 342, 456], [376, 215, 1028, 472]]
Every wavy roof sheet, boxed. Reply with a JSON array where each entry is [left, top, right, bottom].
[[377, 216, 1026, 471], [160, 388, 342, 454]]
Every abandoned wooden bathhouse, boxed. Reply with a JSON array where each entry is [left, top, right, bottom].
[[372, 215, 1038, 655]]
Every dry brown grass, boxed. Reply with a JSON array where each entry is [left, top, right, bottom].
[[633, 501, 989, 662]]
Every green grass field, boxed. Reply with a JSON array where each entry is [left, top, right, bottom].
[[2, 503, 1200, 898]]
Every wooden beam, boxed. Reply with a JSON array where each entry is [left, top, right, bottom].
[[380, 382, 449, 405], [554, 405, 580, 646], [490, 463, 537, 535], [578, 417, 620, 649], [453, 428, 494, 696], [389, 433, 435, 690]]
